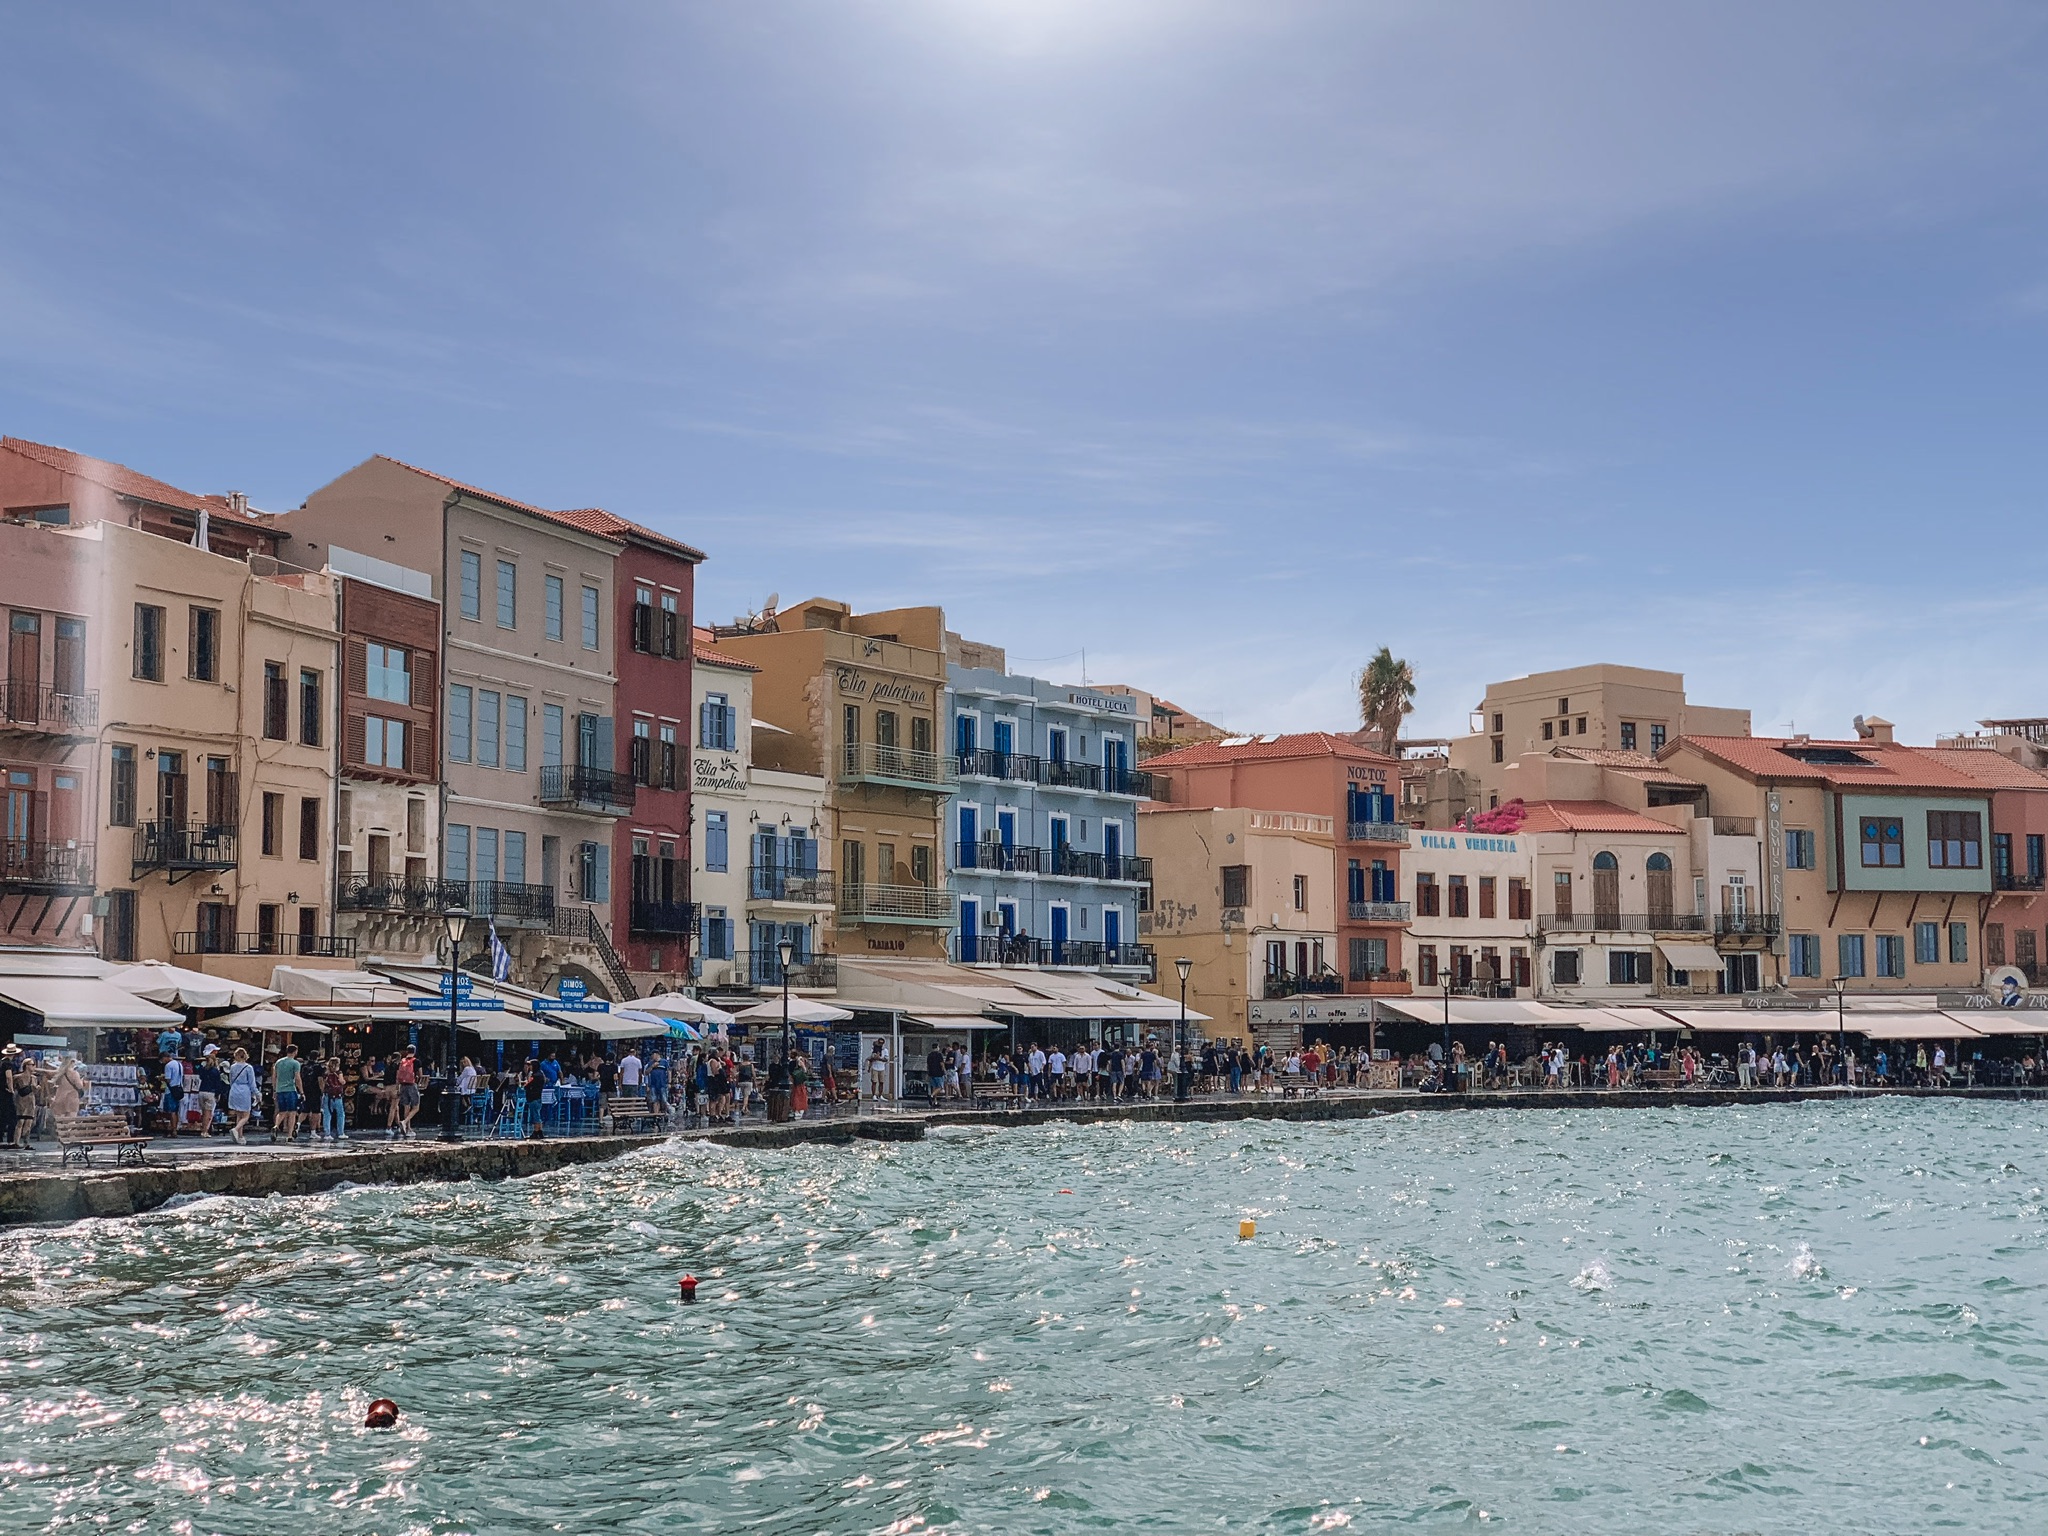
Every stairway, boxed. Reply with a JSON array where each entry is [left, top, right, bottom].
[[551, 905, 637, 1001]]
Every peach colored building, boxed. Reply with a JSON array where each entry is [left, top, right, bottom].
[[1916, 745, 2048, 983], [1142, 732, 1410, 992]]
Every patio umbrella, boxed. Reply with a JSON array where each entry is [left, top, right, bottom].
[[104, 960, 281, 1011], [730, 996, 854, 1026], [206, 1002, 331, 1034], [628, 993, 739, 1028]]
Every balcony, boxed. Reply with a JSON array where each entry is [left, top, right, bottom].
[[743, 949, 840, 989], [956, 748, 1043, 784], [1347, 820, 1412, 845], [132, 821, 237, 884], [955, 840, 1046, 874], [747, 866, 836, 905], [839, 882, 955, 925], [1348, 900, 1412, 923], [840, 742, 953, 791], [1994, 872, 2047, 892], [1103, 768, 1155, 798], [1713, 913, 1783, 940], [173, 931, 358, 958], [1041, 759, 1101, 791], [1050, 845, 1105, 880], [0, 840, 93, 894], [337, 874, 466, 914], [1263, 972, 1345, 999], [629, 898, 698, 935], [458, 880, 557, 926], [1537, 912, 1712, 934], [954, 934, 1154, 972], [1105, 853, 1152, 884], [2, 681, 99, 738], [539, 764, 636, 815]]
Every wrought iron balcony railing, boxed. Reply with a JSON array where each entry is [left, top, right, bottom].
[[173, 931, 357, 958], [1103, 768, 1155, 798], [1347, 900, 1413, 923], [1042, 759, 1102, 791], [1994, 872, 2047, 892], [0, 839, 92, 892], [839, 882, 955, 924], [747, 865, 836, 904], [1050, 845, 1105, 879], [628, 898, 698, 935], [538, 764, 636, 814], [1263, 972, 1346, 999], [2, 681, 99, 734], [132, 821, 237, 883], [1713, 913, 1783, 938], [337, 874, 466, 914], [840, 742, 953, 789], [955, 748, 1044, 784], [742, 949, 839, 989], [1346, 820, 1411, 844], [1537, 912, 1712, 933], [955, 840, 1046, 874], [1104, 853, 1152, 883]]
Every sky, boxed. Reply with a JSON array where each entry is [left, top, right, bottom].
[[3, 1, 2046, 743]]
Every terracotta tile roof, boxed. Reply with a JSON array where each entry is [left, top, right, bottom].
[[1516, 800, 1681, 835], [1671, 735, 1989, 792], [1, 436, 254, 521], [1913, 747, 2048, 791], [1551, 746, 1702, 784], [1144, 731, 1398, 770], [691, 626, 756, 673], [377, 457, 705, 563]]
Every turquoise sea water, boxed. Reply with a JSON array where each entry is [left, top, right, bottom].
[[3, 1100, 2046, 1534]]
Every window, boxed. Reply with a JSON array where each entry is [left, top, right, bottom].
[[109, 745, 137, 827], [700, 693, 738, 750], [1859, 817, 1903, 868], [1558, 697, 1570, 715], [475, 689, 500, 767], [299, 797, 320, 860], [459, 550, 482, 620], [364, 716, 407, 770], [133, 603, 164, 681], [101, 889, 136, 963], [579, 840, 610, 901], [261, 792, 283, 856], [256, 661, 285, 739], [365, 643, 410, 703], [1507, 877, 1530, 920], [1553, 949, 1581, 985], [448, 685, 472, 763], [1838, 933, 1866, 978], [445, 824, 470, 882], [1478, 876, 1496, 919], [1576, 717, 1587, 735], [1491, 738, 1503, 763], [911, 845, 933, 888], [542, 703, 564, 768], [1788, 933, 1821, 977], [632, 585, 654, 654], [1552, 869, 1573, 918], [581, 585, 600, 649], [1348, 937, 1388, 981], [1542, 721, 1553, 741], [1874, 933, 1905, 978], [701, 906, 732, 961], [1608, 950, 1653, 985], [299, 669, 322, 746], [504, 830, 527, 884], [1649, 724, 1667, 752], [1221, 865, 1250, 908], [496, 560, 517, 628], [188, 607, 219, 681], [505, 696, 527, 771], [659, 723, 677, 788], [1987, 923, 2006, 966], [544, 574, 564, 640], [1414, 873, 1439, 916], [476, 827, 499, 884], [1619, 721, 1636, 751], [631, 719, 652, 785], [1448, 875, 1469, 918], [1416, 945, 1439, 986], [407, 797, 425, 851], [54, 616, 84, 695], [660, 592, 681, 657], [1292, 874, 1308, 911], [1949, 922, 1969, 964], [2031, 835, 2046, 882], [1785, 829, 1815, 870], [1926, 810, 1982, 869], [704, 810, 729, 872]]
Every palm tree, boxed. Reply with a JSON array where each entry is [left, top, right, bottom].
[[1357, 647, 1416, 753]]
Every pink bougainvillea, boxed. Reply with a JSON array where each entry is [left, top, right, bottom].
[[1468, 799, 1527, 834]]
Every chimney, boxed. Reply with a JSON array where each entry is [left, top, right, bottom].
[[1856, 715, 1895, 744], [227, 491, 248, 518]]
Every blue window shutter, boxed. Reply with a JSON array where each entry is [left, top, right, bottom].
[[594, 844, 610, 901], [801, 836, 818, 877]]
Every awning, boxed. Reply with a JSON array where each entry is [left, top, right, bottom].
[[461, 1017, 567, 1041], [270, 967, 410, 1004], [548, 1011, 660, 1039], [627, 993, 738, 1028], [1946, 1009, 2048, 1037], [731, 997, 854, 1025], [1655, 941, 1725, 974], [207, 1003, 330, 1034], [1854, 1013, 1984, 1041], [903, 1013, 1012, 1031], [1655, 1008, 1783, 1033], [104, 960, 280, 1010], [0, 976, 184, 1028]]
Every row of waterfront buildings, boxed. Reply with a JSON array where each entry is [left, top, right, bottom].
[[0, 438, 2043, 1047]]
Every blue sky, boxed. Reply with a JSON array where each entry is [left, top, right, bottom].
[[4, 2, 2046, 742]]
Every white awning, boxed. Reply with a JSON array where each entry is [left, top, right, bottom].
[[207, 1003, 330, 1034], [731, 996, 854, 1025], [1655, 1008, 1780, 1033], [269, 967, 411, 1004], [1856, 1013, 1984, 1040], [0, 976, 184, 1028], [550, 1012, 660, 1039], [1655, 941, 1726, 973], [1945, 1009, 2048, 1037], [104, 960, 280, 1010], [461, 1017, 568, 1041], [903, 1013, 1012, 1031]]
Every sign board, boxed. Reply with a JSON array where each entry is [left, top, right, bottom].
[[544, 999, 612, 1014], [1248, 999, 1376, 1026], [409, 997, 505, 1012], [436, 972, 476, 996], [558, 978, 587, 1000]]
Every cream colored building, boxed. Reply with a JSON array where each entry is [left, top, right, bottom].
[[1452, 664, 1750, 807], [1139, 804, 1337, 1043], [1404, 828, 1535, 995], [689, 631, 831, 992], [85, 521, 343, 986]]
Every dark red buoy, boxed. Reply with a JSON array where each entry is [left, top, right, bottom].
[[365, 1398, 400, 1428], [678, 1273, 698, 1302]]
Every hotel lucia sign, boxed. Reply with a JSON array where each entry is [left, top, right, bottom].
[[834, 667, 931, 709]]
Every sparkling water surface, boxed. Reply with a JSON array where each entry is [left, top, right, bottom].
[[3, 1099, 2046, 1534]]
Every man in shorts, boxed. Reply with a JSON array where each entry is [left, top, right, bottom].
[[394, 1047, 422, 1138], [272, 1042, 303, 1144]]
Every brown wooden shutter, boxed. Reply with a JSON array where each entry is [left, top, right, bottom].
[[345, 711, 367, 769], [346, 639, 367, 696], [411, 650, 431, 708]]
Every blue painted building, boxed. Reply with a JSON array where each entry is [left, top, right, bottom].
[[945, 661, 1157, 979]]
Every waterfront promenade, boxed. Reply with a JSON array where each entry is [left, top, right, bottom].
[[4, 1080, 2039, 1226]]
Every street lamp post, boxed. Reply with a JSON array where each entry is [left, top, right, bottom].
[[778, 936, 796, 1069], [1831, 974, 1849, 1088], [440, 908, 470, 1142], [1174, 956, 1193, 1103], [1442, 972, 1455, 1092]]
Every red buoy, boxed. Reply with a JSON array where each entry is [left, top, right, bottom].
[[365, 1398, 400, 1428], [678, 1273, 698, 1302]]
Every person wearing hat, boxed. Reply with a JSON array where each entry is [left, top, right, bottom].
[[0, 1043, 25, 1148]]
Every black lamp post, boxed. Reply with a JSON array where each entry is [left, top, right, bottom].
[[1442, 972, 1455, 1092], [1831, 974, 1849, 1088], [1174, 955, 1193, 1103], [440, 907, 470, 1142], [778, 935, 796, 1068]]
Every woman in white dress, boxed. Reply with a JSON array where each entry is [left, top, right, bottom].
[[225, 1047, 259, 1144]]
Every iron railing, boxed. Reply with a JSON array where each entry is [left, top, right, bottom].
[[1263, 972, 1344, 999], [132, 821, 237, 882], [336, 874, 465, 914], [1104, 854, 1152, 883], [628, 898, 698, 935], [2, 681, 98, 733], [1050, 845, 1105, 879], [538, 764, 636, 814], [743, 949, 839, 989], [747, 865, 836, 903], [1994, 872, 2047, 892], [463, 880, 558, 925], [1346, 820, 1411, 844], [840, 742, 953, 788], [0, 840, 92, 890], [173, 931, 357, 957], [955, 841, 1045, 874], [839, 882, 955, 924], [955, 748, 1044, 783], [1348, 900, 1412, 923], [1538, 912, 1711, 933], [1713, 913, 1783, 938]]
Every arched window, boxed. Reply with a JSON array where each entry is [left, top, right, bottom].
[[1645, 852, 1671, 873], [1593, 851, 1618, 871]]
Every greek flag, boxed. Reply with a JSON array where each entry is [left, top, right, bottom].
[[489, 919, 512, 982]]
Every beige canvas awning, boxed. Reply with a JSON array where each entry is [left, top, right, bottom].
[[0, 975, 184, 1028], [1655, 941, 1726, 974]]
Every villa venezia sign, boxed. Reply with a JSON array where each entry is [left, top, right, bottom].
[[835, 667, 930, 709], [694, 753, 747, 794], [1417, 833, 1519, 853]]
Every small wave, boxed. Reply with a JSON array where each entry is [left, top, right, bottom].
[[626, 1220, 660, 1238], [928, 1123, 997, 1139], [1570, 1259, 1614, 1294], [1791, 1244, 1826, 1280]]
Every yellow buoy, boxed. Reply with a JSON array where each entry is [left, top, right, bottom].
[[1239, 1220, 1256, 1241]]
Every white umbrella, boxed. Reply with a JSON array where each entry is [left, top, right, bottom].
[[629, 993, 738, 1028], [104, 960, 281, 1011], [731, 996, 854, 1025], [207, 1002, 331, 1034]]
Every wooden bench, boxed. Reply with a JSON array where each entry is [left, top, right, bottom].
[[604, 1094, 662, 1132], [56, 1113, 151, 1168], [972, 1082, 1022, 1110], [1641, 1069, 1682, 1090]]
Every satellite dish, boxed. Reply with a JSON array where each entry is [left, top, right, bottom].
[[1985, 965, 2028, 1005], [1852, 714, 1867, 738], [763, 592, 780, 613]]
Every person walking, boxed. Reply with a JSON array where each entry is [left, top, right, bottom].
[[319, 1056, 349, 1142], [225, 1048, 258, 1144], [523, 1056, 546, 1137], [2, 1044, 32, 1148], [195, 1047, 226, 1137], [160, 1051, 186, 1136], [393, 1047, 422, 1138], [272, 1043, 304, 1144]]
